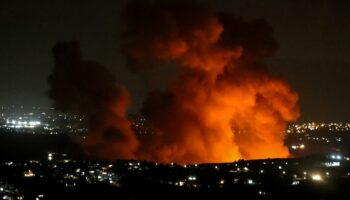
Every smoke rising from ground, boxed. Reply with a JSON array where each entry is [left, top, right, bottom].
[[122, 0, 299, 163], [48, 0, 299, 164], [49, 41, 138, 160]]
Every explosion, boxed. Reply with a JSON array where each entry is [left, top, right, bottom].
[[48, 0, 299, 164], [122, 0, 299, 163]]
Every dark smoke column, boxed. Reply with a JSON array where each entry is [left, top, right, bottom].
[[48, 41, 138, 160]]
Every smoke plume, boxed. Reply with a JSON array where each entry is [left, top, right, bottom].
[[48, 41, 138, 160], [122, 0, 300, 163], [48, 0, 299, 164]]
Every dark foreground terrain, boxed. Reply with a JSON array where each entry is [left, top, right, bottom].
[[0, 132, 83, 160], [1, 132, 350, 199]]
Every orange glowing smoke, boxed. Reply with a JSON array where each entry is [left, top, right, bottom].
[[122, 1, 300, 163], [48, 0, 299, 164]]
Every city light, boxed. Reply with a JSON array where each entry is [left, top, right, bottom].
[[1, 0, 350, 197], [23, 170, 35, 178], [311, 174, 323, 181], [291, 180, 300, 185], [0, 108, 350, 199], [323, 161, 340, 167], [330, 154, 342, 160], [178, 181, 185, 187], [0, 106, 87, 135], [4, 119, 41, 129], [188, 176, 196, 181], [287, 122, 350, 134], [0, 150, 349, 199], [290, 144, 305, 150], [48, 153, 53, 161]]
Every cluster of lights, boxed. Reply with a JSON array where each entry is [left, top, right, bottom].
[[291, 180, 300, 185], [0, 106, 87, 135], [130, 115, 156, 135], [287, 122, 350, 134], [330, 154, 342, 160], [48, 153, 53, 161], [290, 144, 305, 150], [258, 190, 267, 195], [175, 181, 185, 187], [0, 182, 24, 200], [4, 120, 41, 129], [3, 149, 350, 198], [188, 176, 197, 181]]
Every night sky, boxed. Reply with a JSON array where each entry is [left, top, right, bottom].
[[0, 0, 349, 122]]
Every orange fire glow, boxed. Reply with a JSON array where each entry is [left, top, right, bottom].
[[123, 1, 300, 164], [50, 1, 300, 164]]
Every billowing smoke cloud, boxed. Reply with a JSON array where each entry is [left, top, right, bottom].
[[122, 0, 300, 163], [48, 0, 299, 164], [48, 41, 138, 160]]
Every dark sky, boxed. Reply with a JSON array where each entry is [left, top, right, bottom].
[[0, 0, 349, 122]]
